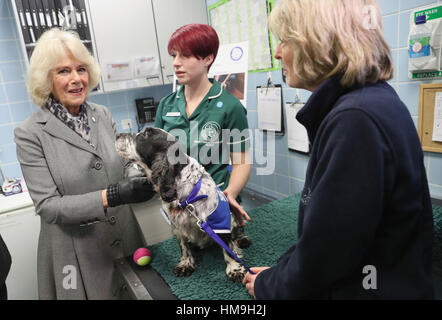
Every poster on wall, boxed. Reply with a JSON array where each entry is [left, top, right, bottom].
[[208, 0, 278, 73], [134, 56, 161, 79], [209, 42, 249, 108], [104, 60, 132, 82]]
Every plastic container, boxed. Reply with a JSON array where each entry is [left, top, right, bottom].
[[409, 15, 434, 70]]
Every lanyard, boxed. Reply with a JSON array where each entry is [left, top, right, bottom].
[[200, 221, 255, 275]]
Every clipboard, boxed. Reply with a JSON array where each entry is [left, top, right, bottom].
[[285, 101, 310, 154], [256, 82, 284, 136]]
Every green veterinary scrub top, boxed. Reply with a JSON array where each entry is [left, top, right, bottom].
[[155, 79, 250, 190]]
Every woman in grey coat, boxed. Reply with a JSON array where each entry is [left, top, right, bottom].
[[14, 28, 154, 300]]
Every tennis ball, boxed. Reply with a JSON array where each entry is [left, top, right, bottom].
[[133, 247, 152, 266]]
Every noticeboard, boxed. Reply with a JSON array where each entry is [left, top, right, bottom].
[[418, 83, 442, 153]]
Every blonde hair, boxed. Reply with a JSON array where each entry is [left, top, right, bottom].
[[269, 0, 394, 88], [27, 28, 101, 107]]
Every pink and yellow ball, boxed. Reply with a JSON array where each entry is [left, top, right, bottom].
[[133, 248, 152, 266]]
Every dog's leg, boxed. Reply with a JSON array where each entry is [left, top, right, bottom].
[[219, 234, 246, 283], [231, 216, 252, 249], [173, 234, 196, 277]]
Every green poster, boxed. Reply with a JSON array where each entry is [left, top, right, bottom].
[[209, 0, 279, 73]]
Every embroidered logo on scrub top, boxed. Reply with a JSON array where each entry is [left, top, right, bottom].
[[201, 121, 221, 144], [217, 102, 224, 108]]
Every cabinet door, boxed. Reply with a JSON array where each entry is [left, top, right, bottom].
[[1, 207, 40, 300], [152, 0, 208, 84], [87, 0, 162, 92]]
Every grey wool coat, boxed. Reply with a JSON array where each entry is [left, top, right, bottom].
[[14, 102, 146, 300]]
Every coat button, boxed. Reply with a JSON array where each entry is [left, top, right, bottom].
[[109, 216, 117, 225], [94, 161, 103, 170]]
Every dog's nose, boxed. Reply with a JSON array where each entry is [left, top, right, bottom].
[[116, 133, 122, 140]]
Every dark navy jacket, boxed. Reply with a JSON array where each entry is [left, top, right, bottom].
[[0, 234, 11, 299], [255, 77, 434, 299]]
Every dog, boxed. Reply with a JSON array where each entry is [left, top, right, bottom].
[[115, 127, 251, 282]]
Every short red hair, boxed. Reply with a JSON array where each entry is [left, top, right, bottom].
[[168, 24, 219, 71]]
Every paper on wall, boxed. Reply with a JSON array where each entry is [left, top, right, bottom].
[[104, 61, 132, 82], [134, 56, 161, 79], [209, 0, 274, 72], [257, 86, 282, 132], [433, 92, 442, 142], [209, 42, 249, 108], [286, 102, 309, 153]]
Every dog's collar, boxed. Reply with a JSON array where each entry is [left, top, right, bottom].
[[177, 177, 208, 209]]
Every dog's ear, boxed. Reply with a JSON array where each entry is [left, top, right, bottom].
[[159, 169, 178, 203], [151, 152, 179, 203]]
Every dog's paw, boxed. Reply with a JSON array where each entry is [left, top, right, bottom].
[[235, 235, 252, 249], [173, 264, 196, 277], [226, 264, 246, 283]]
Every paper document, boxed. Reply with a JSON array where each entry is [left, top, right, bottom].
[[433, 92, 442, 142], [286, 102, 309, 153], [209, 42, 249, 107], [209, 0, 276, 72], [104, 61, 132, 82], [257, 86, 282, 132], [134, 56, 160, 79]]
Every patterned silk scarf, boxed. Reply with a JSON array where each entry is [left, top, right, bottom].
[[46, 95, 91, 144]]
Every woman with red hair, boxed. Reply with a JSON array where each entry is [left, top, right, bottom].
[[155, 24, 252, 235]]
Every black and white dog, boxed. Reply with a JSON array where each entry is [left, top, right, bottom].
[[115, 127, 251, 282]]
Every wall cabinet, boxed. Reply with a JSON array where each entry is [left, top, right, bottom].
[[87, 0, 162, 92], [11, 0, 208, 93], [152, 0, 208, 85], [11, 0, 96, 62]]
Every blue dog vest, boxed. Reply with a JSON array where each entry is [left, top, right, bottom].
[[206, 188, 231, 233], [160, 177, 231, 233], [160, 176, 255, 275]]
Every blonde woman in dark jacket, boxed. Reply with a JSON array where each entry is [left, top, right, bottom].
[[243, 0, 434, 299]]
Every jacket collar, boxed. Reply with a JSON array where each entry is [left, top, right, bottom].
[[35, 101, 101, 157], [296, 75, 351, 144]]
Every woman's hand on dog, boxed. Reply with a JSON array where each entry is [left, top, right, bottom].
[[105, 176, 155, 208], [243, 267, 270, 298], [223, 189, 251, 226]]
